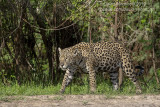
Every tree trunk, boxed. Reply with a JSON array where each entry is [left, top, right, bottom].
[[152, 38, 159, 84], [88, 0, 91, 43], [27, 0, 55, 83], [114, 1, 123, 87]]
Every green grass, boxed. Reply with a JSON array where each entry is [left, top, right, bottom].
[[0, 75, 160, 97], [0, 82, 61, 96]]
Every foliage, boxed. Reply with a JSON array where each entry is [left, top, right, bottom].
[[0, 75, 160, 96], [0, 0, 160, 95]]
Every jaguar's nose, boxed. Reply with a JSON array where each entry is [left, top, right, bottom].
[[60, 64, 64, 68]]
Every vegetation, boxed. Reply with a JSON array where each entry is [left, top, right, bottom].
[[0, 0, 160, 96], [0, 75, 160, 96]]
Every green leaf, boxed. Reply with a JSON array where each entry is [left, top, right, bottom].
[[141, 19, 146, 23]]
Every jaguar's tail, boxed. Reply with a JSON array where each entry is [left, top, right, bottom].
[[135, 65, 144, 76]]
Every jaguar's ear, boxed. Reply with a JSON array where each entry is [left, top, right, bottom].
[[58, 47, 61, 54]]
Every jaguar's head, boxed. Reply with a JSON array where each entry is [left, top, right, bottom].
[[58, 47, 79, 70]]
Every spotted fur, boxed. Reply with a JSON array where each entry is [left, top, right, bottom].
[[59, 42, 143, 94]]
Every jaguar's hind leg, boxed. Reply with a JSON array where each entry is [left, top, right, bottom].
[[122, 63, 142, 94], [109, 70, 119, 90]]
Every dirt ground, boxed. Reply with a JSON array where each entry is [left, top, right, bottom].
[[0, 95, 160, 107]]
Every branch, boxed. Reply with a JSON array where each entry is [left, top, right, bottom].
[[22, 18, 77, 31]]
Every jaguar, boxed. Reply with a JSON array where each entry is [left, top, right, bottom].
[[58, 42, 144, 94]]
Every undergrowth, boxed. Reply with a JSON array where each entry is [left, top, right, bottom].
[[0, 74, 160, 97]]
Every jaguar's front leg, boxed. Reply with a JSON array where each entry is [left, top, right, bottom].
[[86, 62, 96, 93], [60, 69, 74, 93]]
